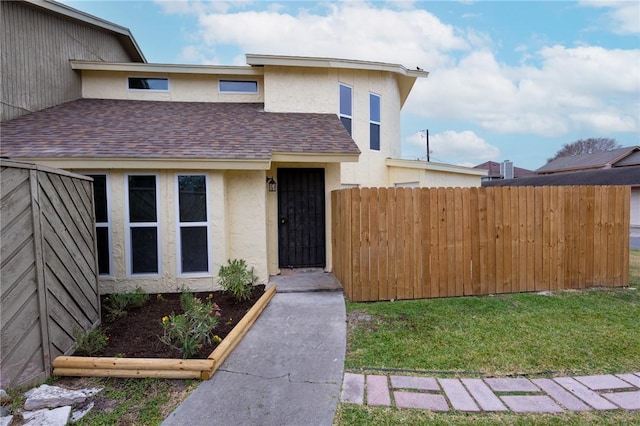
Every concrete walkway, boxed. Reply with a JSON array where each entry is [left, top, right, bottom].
[[162, 272, 346, 426], [342, 372, 640, 412]]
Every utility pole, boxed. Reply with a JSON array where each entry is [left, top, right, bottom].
[[422, 129, 430, 162]]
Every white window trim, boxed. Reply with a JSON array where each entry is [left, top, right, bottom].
[[218, 79, 259, 94], [127, 76, 170, 92], [82, 172, 113, 277], [339, 83, 353, 124], [125, 173, 162, 277], [175, 173, 213, 277], [369, 92, 381, 151]]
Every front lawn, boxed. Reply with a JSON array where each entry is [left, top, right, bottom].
[[345, 288, 640, 377], [336, 287, 640, 425]]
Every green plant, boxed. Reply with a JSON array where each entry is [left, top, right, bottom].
[[103, 287, 150, 322], [159, 293, 221, 358], [73, 326, 108, 356], [217, 258, 257, 301]]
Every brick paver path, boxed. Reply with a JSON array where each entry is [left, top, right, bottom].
[[341, 373, 640, 413]]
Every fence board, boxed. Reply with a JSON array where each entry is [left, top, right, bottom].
[[332, 186, 630, 302], [1, 161, 98, 387]]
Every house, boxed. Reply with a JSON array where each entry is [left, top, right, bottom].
[[0, 0, 144, 121], [536, 146, 640, 175], [1, 0, 484, 294], [483, 147, 640, 237], [474, 160, 535, 182]]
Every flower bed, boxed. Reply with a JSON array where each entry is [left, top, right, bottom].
[[51, 285, 276, 380]]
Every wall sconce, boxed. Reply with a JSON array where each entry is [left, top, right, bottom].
[[266, 176, 277, 192]]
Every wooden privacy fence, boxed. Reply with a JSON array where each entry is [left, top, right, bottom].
[[332, 186, 630, 302], [1, 160, 99, 387]]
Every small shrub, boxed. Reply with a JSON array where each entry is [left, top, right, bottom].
[[103, 287, 149, 322], [217, 259, 257, 301], [159, 293, 221, 359], [73, 326, 108, 356]]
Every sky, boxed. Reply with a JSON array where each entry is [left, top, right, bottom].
[[64, 0, 640, 170]]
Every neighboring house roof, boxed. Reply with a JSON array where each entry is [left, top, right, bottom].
[[0, 99, 360, 161], [474, 161, 535, 178], [483, 166, 640, 187], [23, 0, 145, 62], [614, 150, 640, 167], [536, 146, 640, 174], [246, 54, 429, 107]]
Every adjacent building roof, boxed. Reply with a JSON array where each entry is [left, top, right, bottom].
[[483, 166, 640, 187], [536, 146, 640, 174], [0, 99, 360, 161], [24, 0, 145, 62], [474, 161, 535, 179]]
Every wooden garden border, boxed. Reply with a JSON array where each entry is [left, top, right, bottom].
[[52, 285, 277, 380]]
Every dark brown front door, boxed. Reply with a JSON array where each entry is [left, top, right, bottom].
[[277, 168, 326, 268]]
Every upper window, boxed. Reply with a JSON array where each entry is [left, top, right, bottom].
[[128, 77, 169, 91], [126, 175, 160, 275], [339, 84, 353, 136], [370, 93, 381, 151], [176, 175, 210, 275], [87, 174, 111, 276], [219, 80, 258, 93]]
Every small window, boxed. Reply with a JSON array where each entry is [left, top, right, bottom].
[[87, 174, 111, 276], [219, 80, 258, 93], [370, 93, 381, 151], [339, 84, 352, 136], [128, 77, 169, 91], [126, 175, 160, 275]]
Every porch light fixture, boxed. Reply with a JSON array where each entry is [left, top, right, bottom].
[[266, 176, 277, 192]]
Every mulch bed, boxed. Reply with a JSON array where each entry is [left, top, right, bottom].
[[75, 285, 265, 359]]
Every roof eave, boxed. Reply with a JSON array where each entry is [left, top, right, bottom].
[[70, 60, 263, 76]]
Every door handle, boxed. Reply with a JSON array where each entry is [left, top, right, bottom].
[[280, 217, 286, 224]]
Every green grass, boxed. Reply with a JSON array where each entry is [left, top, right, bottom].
[[346, 288, 640, 377], [335, 405, 640, 425], [338, 288, 640, 425], [71, 377, 197, 426], [630, 249, 640, 287]]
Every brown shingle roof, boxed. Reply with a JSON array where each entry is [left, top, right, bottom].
[[535, 146, 639, 174], [0, 99, 359, 160], [473, 161, 535, 178]]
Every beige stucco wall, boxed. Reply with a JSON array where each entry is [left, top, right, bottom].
[[75, 169, 267, 294], [262, 66, 402, 187], [81, 70, 264, 103], [387, 160, 486, 188]]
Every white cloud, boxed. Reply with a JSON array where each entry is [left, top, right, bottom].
[[407, 44, 640, 137], [580, 0, 640, 34], [185, 3, 468, 69], [406, 130, 500, 165]]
